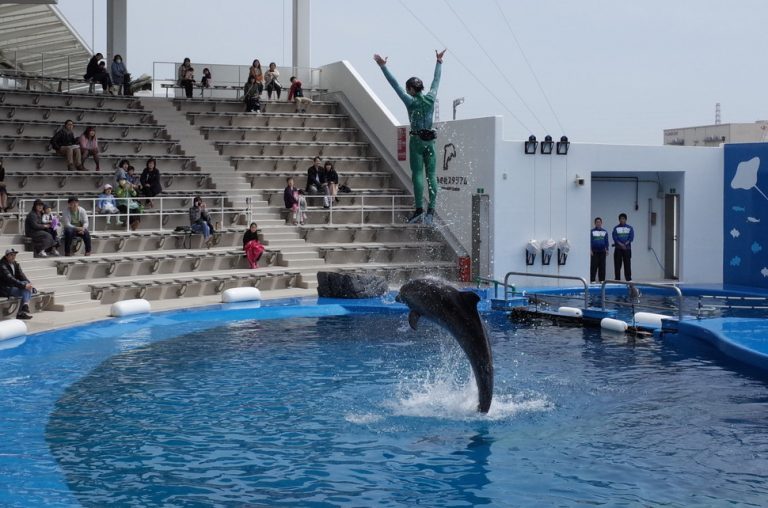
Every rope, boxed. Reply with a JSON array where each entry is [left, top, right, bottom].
[[395, 0, 532, 133]]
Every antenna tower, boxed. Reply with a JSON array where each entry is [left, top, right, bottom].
[[715, 102, 721, 125]]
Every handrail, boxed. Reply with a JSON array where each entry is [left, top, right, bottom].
[[503, 271, 589, 308], [475, 276, 514, 299], [297, 193, 411, 225], [600, 280, 683, 321]]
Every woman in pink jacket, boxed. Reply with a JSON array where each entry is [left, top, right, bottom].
[[78, 126, 100, 170]]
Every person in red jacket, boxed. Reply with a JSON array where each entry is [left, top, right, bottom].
[[287, 76, 313, 113]]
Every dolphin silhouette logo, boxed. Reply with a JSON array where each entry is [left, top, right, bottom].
[[396, 278, 494, 412]]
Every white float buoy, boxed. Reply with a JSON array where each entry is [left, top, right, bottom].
[[222, 287, 262, 303], [110, 299, 151, 317], [0, 319, 27, 341], [634, 312, 671, 328], [601, 317, 628, 333], [558, 306, 583, 318]]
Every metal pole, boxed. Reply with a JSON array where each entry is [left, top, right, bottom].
[[503, 271, 589, 308]]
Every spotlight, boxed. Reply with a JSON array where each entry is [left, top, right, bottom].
[[540, 135, 554, 154], [524, 135, 537, 155], [556, 135, 570, 155]]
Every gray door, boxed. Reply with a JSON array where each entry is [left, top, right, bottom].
[[664, 194, 680, 279], [472, 194, 490, 279]]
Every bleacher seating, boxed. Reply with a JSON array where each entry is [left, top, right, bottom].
[[0, 86, 458, 319]]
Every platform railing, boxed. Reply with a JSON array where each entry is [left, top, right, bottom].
[[503, 272, 589, 308], [600, 280, 683, 321]]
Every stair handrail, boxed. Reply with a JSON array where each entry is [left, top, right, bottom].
[[600, 280, 683, 321], [503, 271, 589, 308]]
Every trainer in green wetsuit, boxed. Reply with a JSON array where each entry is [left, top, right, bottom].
[[374, 49, 446, 224]]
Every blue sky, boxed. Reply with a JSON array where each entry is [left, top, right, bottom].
[[57, 0, 768, 145]]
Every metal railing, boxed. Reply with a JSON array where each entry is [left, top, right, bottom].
[[503, 272, 589, 308], [600, 280, 683, 321], [475, 276, 514, 299], [18, 194, 230, 234], [151, 61, 322, 99], [297, 194, 412, 225]]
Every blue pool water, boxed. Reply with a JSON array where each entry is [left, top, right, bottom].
[[2, 299, 768, 506]]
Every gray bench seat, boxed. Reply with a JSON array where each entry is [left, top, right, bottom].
[[0, 118, 167, 140], [0, 135, 182, 156], [0, 103, 152, 124], [215, 139, 368, 158], [201, 125, 358, 143], [1, 153, 196, 171], [0, 90, 142, 110], [0, 291, 54, 317], [232, 155, 378, 172]]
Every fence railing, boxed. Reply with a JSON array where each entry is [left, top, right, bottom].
[[151, 61, 322, 99], [503, 271, 589, 308], [600, 280, 683, 321]]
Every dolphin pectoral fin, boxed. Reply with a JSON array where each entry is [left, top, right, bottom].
[[408, 310, 421, 330]]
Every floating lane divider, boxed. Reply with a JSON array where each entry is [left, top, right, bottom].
[[601, 317, 628, 333], [634, 312, 673, 329], [111, 298, 152, 317], [558, 306, 583, 318], [222, 287, 262, 303], [0, 318, 27, 342]]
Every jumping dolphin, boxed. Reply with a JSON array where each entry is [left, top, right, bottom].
[[396, 278, 494, 413]]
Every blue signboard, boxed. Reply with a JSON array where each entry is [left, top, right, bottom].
[[724, 143, 768, 288]]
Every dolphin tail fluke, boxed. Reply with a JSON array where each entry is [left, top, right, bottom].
[[408, 310, 421, 330]]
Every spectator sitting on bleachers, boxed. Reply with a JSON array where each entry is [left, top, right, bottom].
[[126, 165, 142, 193], [110, 54, 127, 95], [96, 184, 121, 225], [25, 199, 57, 258], [264, 62, 282, 100], [243, 76, 262, 113], [189, 196, 214, 247], [0, 159, 7, 212], [41, 204, 61, 247], [84, 53, 113, 94], [249, 59, 265, 97], [0, 248, 35, 320], [306, 156, 326, 194], [201, 68, 212, 90], [115, 178, 142, 231], [243, 222, 265, 269], [324, 161, 340, 204], [115, 159, 130, 184], [62, 197, 92, 257], [177, 58, 194, 99], [78, 126, 101, 171], [51, 119, 84, 171], [288, 76, 313, 113], [140, 158, 162, 208], [284, 176, 301, 225]]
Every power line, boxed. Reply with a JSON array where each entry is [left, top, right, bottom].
[[443, 0, 548, 133], [493, 0, 566, 134], [396, 0, 532, 134]]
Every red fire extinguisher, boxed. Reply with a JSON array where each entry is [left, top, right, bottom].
[[458, 256, 471, 282]]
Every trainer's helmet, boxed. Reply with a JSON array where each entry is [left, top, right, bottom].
[[405, 76, 424, 93]]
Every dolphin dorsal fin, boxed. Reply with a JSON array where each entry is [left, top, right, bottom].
[[460, 291, 481, 308], [408, 310, 421, 330]]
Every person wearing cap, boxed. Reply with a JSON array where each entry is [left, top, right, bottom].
[[0, 249, 35, 319], [24, 198, 57, 258], [97, 183, 121, 225], [374, 49, 446, 226], [62, 197, 92, 256]]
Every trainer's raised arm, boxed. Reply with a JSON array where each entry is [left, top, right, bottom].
[[435, 49, 446, 63], [373, 54, 388, 67]]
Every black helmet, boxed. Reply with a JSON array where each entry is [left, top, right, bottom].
[[405, 76, 424, 93]]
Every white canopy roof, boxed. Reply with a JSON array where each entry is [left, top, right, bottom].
[[0, 1, 92, 81]]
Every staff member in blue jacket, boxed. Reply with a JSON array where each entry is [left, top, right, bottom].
[[590, 217, 610, 283], [612, 213, 635, 281]]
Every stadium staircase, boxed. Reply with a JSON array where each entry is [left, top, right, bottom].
[[0, 87, 457, 321]]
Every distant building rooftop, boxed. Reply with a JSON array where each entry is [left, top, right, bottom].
[[664, 121, 768, 146]]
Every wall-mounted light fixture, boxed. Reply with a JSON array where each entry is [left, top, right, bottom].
[[524, 135, 537, 154], [540, 135, 554, 154], [556, 135, 570, 155]]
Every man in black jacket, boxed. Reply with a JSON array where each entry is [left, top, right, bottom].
[[0, 249, 35, 319], [50, 119, 83, 170]]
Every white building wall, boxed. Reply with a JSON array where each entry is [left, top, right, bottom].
[[319, 60, 725, 287]]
